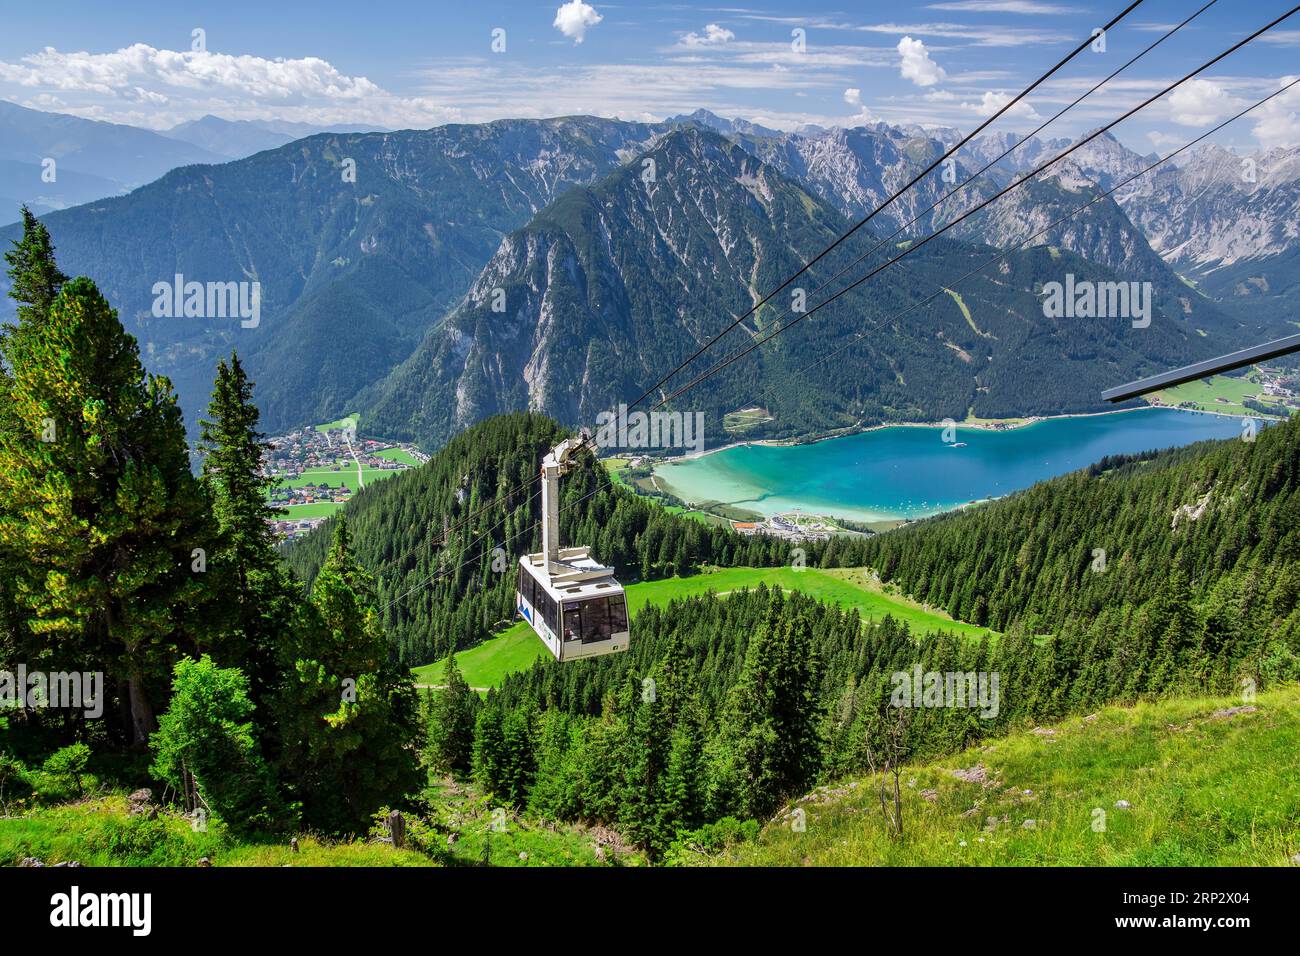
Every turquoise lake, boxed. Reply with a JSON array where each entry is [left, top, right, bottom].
[[653, 408, 1250, 522]]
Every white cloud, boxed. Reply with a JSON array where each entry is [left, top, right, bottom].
[[897, 36, 945, 87], [0, 44, 383, 100], [923, 89, 957, 101], [844, 87, 862, 106], [553, 1, 603, 45], [926, 1, 1081, 12], [962, 90, 1038, 119], [683, 24, 735, 47], [1251, 76, 1300, 149], [1168, 78, 1241, 126], [1144, 130, 1186, 152], [1258, 30, 1300, 46], [0, 43, 459, 129]]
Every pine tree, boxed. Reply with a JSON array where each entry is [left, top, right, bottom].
[[0, 275, 213, 747], [717, 597, 825, 819], [499, 706, 536, 807], [1, 208, 68, 666], [198, 352, 300, 708], [427, 649, 477, 776], [656, 704, 706, 846], [274, 516, 421, 833], [150, 655, 287, 836], [472, 701, 507, 797], [2, 206, 67, 333]]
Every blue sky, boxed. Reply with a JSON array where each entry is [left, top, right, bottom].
[[1, 0, 1297, 151]]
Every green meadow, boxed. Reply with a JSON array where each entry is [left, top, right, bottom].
[[1150, 371, 1286, 417], [701, 685, 1300, 867]]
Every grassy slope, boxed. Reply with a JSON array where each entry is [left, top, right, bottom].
[[0, 790, 637, 867], [0, 796, 433, 867], [314, 414, 359, 434], [1150, 371, 1286, 417], [704, 685, 1300, 867], [413, 566, 991, 688], [374, 447, 421, 466]]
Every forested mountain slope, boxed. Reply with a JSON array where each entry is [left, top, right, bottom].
[[0, 117, 663, 432], [852, 412, 1300, 639], [284, 413, 789, 664], [361, 127, 1222, 450], [444, 416, 1298, 856]]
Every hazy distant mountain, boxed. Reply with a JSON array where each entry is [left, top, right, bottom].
[[0, 158, 124, 216], [161, 115, 390, 159], [0, 100, 224, 219], [669, 108, 781, 139]]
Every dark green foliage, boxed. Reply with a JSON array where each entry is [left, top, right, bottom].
[[198, 351, 301, 711], [715, 599, 824, 819], [0, 271, 215, 748], [39, 743, 93, 800], [149, 655, 284, 836], [425, 652, 478, 776], [2, 205, 66, 331], [274, 518, 421, 834]]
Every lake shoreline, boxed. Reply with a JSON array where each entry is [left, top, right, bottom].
[[649, 405, 1249, 526], [662, 403, 1249, 466]]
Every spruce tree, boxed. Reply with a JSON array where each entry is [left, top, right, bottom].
[[0, 275, 213, 747], [717, 597, 824, 819], [198, 352, 300, 708], [3, 205, 67, 332], [274, 516, 420, 833], [427, 649, 477, 776], [472, 701, 507, 797], [1, 208, 68, 664]]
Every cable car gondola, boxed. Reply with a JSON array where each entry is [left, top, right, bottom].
[[516, 433, 630, 662]]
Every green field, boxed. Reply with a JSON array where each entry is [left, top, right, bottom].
[[279, 466, 396, 489], [602, 457, 634, 489], [374, 447, 421, 466], [278, 501, 343, 519], [723, 407, 774, 433], [413, 565, 991, 689], [0, 790, 632, 867], [314, 414, 359, 434], [1149, 371, 1285, 416], [700, 684, 1300, 867], [602, 458, 727, 525]]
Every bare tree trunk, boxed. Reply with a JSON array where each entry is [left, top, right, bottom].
[[126, 670, 156, 750]]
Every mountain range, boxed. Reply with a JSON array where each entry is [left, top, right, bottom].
[[0, 99, 385, 217], [1, 106, 1295, 448]]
